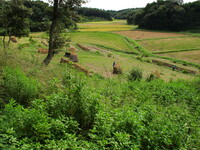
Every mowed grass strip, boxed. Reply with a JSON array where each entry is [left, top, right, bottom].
[[69, 32, 136, 52], [138, 37, 200, 52], [158, 50, 200, 64]]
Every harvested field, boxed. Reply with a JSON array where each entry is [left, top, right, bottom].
[[158, 50, 200, 64], [77, 20, 136, 32], [60, 58, 89, 75], [38, 48, 48, 54], [77, 43, 91, 51], [87, 46, 110, 53], [114, 31, 187, 40], [78, 51, 194, 80], [78, 27, 133, 32], [138, 37, 200, 52]]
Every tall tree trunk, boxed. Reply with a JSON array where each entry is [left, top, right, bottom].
[[43, 0, 59, 65], [3, 35, 7, 54], [3, 26, 8, 55]]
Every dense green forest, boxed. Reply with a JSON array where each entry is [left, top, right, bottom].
[[78, 7, 112, 21], [107, 8, 136, 19], [127, 1, 200, 31]]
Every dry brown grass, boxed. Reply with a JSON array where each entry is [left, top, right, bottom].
[[10, 36, 17, 43], [77, 43, 91, 51], [38, 48, 48, 54], [68, 47, 76, 52], [153, 70, 161, 78], [113, 63, 122, 74], [69, 52, 79, 62], [60, 57, 89, 75], [41, 40, 48, 47]]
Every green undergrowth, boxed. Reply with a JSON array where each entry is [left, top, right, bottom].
[[0, 56, 199, 149]]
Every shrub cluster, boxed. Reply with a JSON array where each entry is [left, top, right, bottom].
[[128, 67, 143, 81], [0, 66, 199, 149], [1, 67, 38, 106]]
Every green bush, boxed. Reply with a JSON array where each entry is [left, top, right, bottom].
[[18, 43, 30, 50], [45, 68, 100, 130], [1, 67, 39, 106], [128, 67, 143, 81], [29, 37, 37, 44], [0, 100, 50, 143]]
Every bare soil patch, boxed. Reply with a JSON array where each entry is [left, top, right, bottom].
[[114, 31, 186, 40]]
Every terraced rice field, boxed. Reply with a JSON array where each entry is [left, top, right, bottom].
[[138, 37, 200, 52], [114, 31, 186, 40], [77, 20, 137, 32], [77, 50, 194, 80], [158, 50, 200, 64], [69, 32, 137, 53], [29, 20, 199, 78]]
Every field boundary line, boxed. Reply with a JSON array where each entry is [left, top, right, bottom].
[[154, 55, 200, 69], [153, 48, 200, 54], [136, 35, 192, 41]]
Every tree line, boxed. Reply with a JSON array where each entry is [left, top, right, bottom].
[[78, 7, 112, 21], [127, 0, 200, 31], [0, 0, 112, 34], [107, 8, 136, 19]]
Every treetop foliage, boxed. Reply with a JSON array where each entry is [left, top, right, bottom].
[[127, 0, 200, 31], [0, 0, 31, 37], [78, 7, 113, 21]]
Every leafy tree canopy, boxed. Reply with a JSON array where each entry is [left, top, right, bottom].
[[127, 1, 200, 31]]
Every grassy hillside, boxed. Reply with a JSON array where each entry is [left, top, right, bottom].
[[0, 20, 200, 149]]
